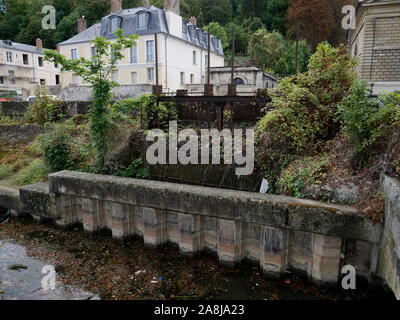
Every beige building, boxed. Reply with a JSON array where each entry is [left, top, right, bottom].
[[349, 0, 400, 94], [186, 66, 278, 96], [0, 38, 61, 98], [58, 0, 225, 92]]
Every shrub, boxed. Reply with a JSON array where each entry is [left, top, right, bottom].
[[255, 43, 357, 188], [339, 84, 400, 167], [0, 164, 11, 179], [38, 124, 76, 172], [115, 158, 150, 179], [15, 159, 48, 186], [113, 95, 178, 130], [26, 86, 64, 125], [277, 155, 329, 198]]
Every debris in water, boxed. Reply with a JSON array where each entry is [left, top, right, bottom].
[[8, 264, 28, 271]]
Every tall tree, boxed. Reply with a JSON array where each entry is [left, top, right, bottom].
[[286, 0, 335, 49]]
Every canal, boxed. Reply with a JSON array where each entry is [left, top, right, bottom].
[[0, 215, 395, 300]]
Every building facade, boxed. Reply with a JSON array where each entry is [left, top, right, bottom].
[[185, 66, 278, 96], [0, 38, 61, 98], [58, 0, 225, 92], [349, 0, 400, 94]]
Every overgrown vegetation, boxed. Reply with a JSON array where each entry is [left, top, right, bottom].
[[26, 86, 64, 125], [256, 43, 356, 188], [112, 95, 178, 130], [255, 42, 399, 221], [45, 28, 137, 173]]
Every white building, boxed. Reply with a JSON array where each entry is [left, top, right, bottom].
[[58, 0, 225, 92], [0, 38, 61, 98]]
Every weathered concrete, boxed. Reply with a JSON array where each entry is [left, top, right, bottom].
[[44, 170, 382, 285], [0, 125, 44, 144], [0, 101, 30, 118], [0, 186, 21, 212], [379, 176, 400, 299], [0, 171, 386, 286], [19, 182, 51, 218], [58, 85, 153, 102]]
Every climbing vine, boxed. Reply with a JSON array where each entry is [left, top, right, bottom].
[[45, 29, 137, 173]]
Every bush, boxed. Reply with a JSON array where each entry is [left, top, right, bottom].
[[26, 86, 64, 125], [112, 95, 178, 130], [339, 85, 400, 167], [277, 155, 329, 198], [38, 124, 76, 172], [255, 43, 357, 188], [115, 158, 150, 179], [15, 159, 48, 186], [0, 164, 11, 179]]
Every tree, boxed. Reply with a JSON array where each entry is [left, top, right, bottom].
[[286, 0, 336, 49], [200, 0, 232, 25], [204, 22, 229, 50], [45, 29, 137, 172], [248, 28, 311, 76]]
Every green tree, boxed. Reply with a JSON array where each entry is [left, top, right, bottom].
[[248, 28, 311, 76], [45, 29, 137, 172], [204, 22, 229, 50]]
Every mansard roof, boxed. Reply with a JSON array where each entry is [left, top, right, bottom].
[[58, 5, 223, 55]]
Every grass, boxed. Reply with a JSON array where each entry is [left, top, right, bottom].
[[15, 159, 49, 186], [0, 164, 11, 179]]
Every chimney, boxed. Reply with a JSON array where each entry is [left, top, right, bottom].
[[189, 16, 197, 26], [36, 38, 43, 50], [163, 0, 180, 15], [143, 0, 150, 7], [111, 0, 122, 13], [77, 16, 87, 34]]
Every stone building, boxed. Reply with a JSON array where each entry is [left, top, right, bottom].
[[57, 0, 225, 92], [0, 38, 61, 98], [185, 66, 278, 96], [349, 0, 400, 94]]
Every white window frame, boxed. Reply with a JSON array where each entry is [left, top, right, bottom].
[[71, 49, 78, 60], [6, 51, 12, 63], [131, 72, 138, 84], [193, 51, 197, 65], [147, 68, 154, 82], [130, 45, 138, 63], [146, 40, 154, 62], [180, 72, 185, 85]]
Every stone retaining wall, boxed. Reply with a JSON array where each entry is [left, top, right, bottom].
[[379, 176, 400, 299], [0, 171, 385, 287]]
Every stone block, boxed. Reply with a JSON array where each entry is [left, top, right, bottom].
[[261, 226, 288, 277], [218, 219, 242, 266]]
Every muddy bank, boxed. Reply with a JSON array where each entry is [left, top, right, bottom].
[[0, 217, 394, 300]]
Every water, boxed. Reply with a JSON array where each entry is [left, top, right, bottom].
[[0, 240, 98, 300]]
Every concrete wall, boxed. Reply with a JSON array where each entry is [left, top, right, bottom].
[[58, 85, 152, 101], [0, 125, 44, 144], [379, 176, 400, 299], [0, 101, 91, 117], [0, 170, 382, 286]]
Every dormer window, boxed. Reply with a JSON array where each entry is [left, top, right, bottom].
[[212, 38, 219, 50], [110, 17, 120, 34], [182, 22, 187, 34], [138, 13, 148, 30]]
